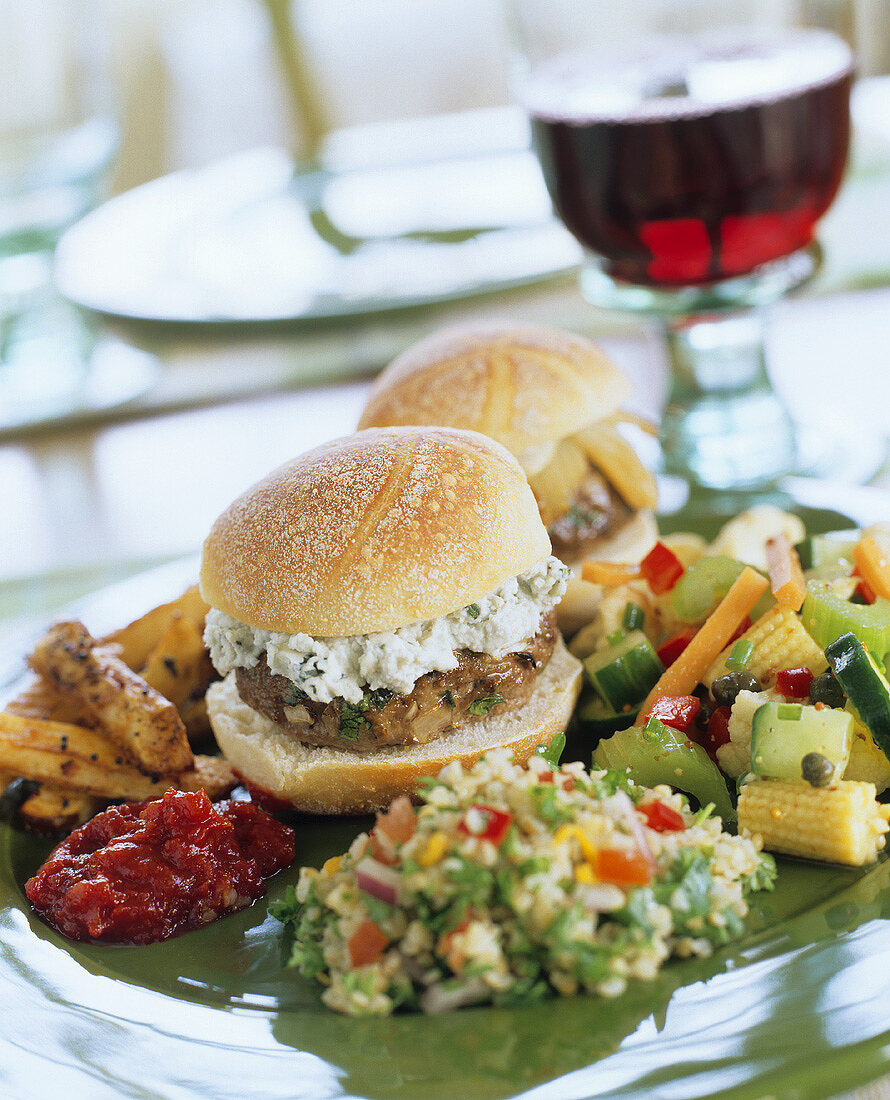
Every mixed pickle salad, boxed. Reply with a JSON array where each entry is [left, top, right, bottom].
[[572, 508, 890, 867]]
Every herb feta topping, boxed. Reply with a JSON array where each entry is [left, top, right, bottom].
[[204, 556, 569, 705]]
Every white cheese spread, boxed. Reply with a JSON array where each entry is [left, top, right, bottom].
[[204, 556, 568, 705]]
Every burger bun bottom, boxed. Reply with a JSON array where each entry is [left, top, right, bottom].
[[207, 639, 582, 814]]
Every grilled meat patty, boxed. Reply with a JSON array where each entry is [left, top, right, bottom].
[[235, 611, 557, 754], [547, 470, 632, 563]]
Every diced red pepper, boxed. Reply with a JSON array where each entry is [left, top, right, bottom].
[[776, 667, 815, 699], [657, 627, 697, 667], [638, 801, 687, 833], [852, 567, 877, 605], [703, 705, 732, 761], [457, 804, 513, 846], [596, 847, 653, 886], [640, 694, 701, 732], [348, 920, 389, 967], [640, 541, 685, 595], [728, 616, 753, 646]]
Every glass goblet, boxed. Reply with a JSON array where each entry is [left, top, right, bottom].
[[510, 0, 864, 498]]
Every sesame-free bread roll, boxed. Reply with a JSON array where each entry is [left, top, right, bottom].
[[200, 426, 550, 638], [206, 639, 582, 814], [358, 322, 632, 455]]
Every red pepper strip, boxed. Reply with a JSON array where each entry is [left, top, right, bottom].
[[640, 694, 701, 733], [657, 627, 697, 667], [640, 541, 685, 595], [776, 667, 815, 699], [852, 567, 877, 605], [596, 847, 652, 886], [457, 804, 513, 846], [703, 705, 732, 761], [638, 801, 687, 833], [348, 920, 389, 967], [727, 616, 753, 646]]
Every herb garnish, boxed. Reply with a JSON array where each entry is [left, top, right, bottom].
[[568, 504, 604, 530], [441, 690, 455, 708], [338, 688, 395, 738], [468, 694, 505, 716], [466, 603, 481, 619]]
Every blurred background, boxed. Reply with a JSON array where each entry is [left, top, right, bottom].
[[2, 0, 890, 678]]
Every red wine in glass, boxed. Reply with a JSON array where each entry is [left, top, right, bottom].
[[525, 29, 853, 287]]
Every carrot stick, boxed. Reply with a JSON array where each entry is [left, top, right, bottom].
[[766, 532, 807, 611], [581, 561, 642, 587], [635, 566, 769, 724], [853, 536, 890, 601]]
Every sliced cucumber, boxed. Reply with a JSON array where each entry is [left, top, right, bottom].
[[582, 630, 664, 712], [802, 583, 890, 668], [577, 691, 639, 738], [794, 533, 857, 573], [593, 717, 735, 823], [750, 701, 852, 781], [824, 632, 890, 760]]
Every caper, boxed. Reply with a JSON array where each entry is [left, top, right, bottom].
[[801, 751, 835, 788], [808, 670, 846, 709], [695, 698, 713, 730], [711, 671, 762, 709]]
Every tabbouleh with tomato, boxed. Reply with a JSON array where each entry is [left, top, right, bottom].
[[271, 749, 775, 1016]]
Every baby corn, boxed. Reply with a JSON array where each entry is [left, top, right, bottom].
[[738, 778, 890, 866], [703, 606, 827, 690]]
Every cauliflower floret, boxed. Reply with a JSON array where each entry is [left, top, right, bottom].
[[717, 690, 775, 780], [710, 506, 805, 571]]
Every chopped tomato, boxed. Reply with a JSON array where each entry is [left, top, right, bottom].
[[376, 795, 416, 844], [640, 542, 685, 595], [657, 627, 697, 667], [775, 667, 815, 698], [640, 694, 701, 732], [537, 772, 575, 791], [348, 919, 389, 967], [596, 847, 652, 886], [638, 801, 686, 833], [703, 705, 732, 761], [457, 804, 513, 845], [368, 831, 397, 865], [437, 917, 471, 971]]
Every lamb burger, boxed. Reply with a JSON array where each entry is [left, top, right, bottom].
[[357, 322, 658, 566], [201, 427, 582, 813]]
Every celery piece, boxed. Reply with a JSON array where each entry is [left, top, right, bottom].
[[801, 583, 890, 667], [726, 639, 754, 671], [623, 602, 645, 631], [670, 557, 746, 623], [592, 717, 736, 823]]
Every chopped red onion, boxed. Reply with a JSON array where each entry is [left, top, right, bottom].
[[419, 977, 489, 1014], [611, 790, 656, 872], [355, 857, 400, 906]]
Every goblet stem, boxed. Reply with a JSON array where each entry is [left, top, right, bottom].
[[660, 308, 797, 492]]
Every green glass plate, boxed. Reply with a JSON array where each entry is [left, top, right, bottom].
[[3, 491, 890, 1100]]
